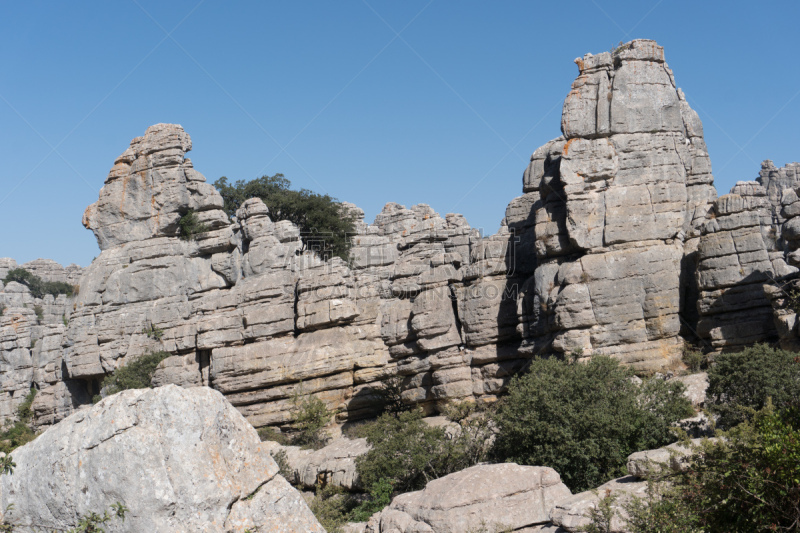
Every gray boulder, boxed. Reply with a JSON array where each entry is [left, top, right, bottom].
[[0, 385, 324, 532], [366, 463, 571, 533]]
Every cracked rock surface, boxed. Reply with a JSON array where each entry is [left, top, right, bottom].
[[0, 385, 324, 532]]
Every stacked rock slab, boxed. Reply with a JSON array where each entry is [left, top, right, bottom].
[[22, 122, 534, 430], [6, 39, 797, 430], [0, 258, 85, 427], [510, 39, 716, 370], [695, 184, 779, 348]]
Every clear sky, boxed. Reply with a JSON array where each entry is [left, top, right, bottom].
[[1, 1, 798, 267]]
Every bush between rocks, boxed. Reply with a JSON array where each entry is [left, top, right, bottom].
[[492, 355, 693, 492], [706, 343, 800, 429], [93, 351, 171, 402]]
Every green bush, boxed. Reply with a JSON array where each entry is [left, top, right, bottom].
[[33, 305, 43, 324], [610, 403, 800, 533], [213, 174, 356, 261], [492, 356, 693, 492], [707, 343, 800, 429], [141, 322, 164, 340], [291, 394, 331, 449], [98, 351, 171, 398], [354, 406, 493, 494], [0, 388, 38, 455], [307, 483, 359, 533], [178, 209, 209, 240], [3, 268, 76, 299], [258, 393, 332, 450]]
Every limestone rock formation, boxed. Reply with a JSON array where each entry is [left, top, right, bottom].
[[0, 385, 324, 532], [263, 437, 369, 491], [513, 39, 716, 370], [550, 476, 647, 533], [0, 258, 83, 427], [695, 187, 777, 348], [365, 463, 571, 533], [2, 39, 798, 432]]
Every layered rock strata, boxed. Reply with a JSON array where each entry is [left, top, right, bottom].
[[2, 39, 798, 430], [0, 259, 84, 426], [511, 39, 716, 369]]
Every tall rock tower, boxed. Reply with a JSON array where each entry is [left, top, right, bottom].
[[508, 39, 717, 370]]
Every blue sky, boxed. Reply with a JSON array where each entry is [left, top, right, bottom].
[[1, 1, 798, 267]]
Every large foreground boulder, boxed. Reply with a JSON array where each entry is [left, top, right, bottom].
[[0, 385, 324, 532], [366, 463, 571, 533]]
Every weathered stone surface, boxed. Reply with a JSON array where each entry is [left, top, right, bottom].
[[672, 372, 707, 407], [366, 463, 571, 533], [550, 476, 648, 532], [263, 437, 370, 491], [513, 39, 717, 371], [5, 38, 795, 433], [82, 123, 227, 251], [0, 385, 324, 532], [696, 191, 776, 348], [626, 438, 713, 479]]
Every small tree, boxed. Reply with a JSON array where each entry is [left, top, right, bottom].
[[3, 268, 76, 299], [493, 356, 693, 492], [213, 174, 356, 260], [707, 343, 800, 429], [96, 351, 171, 400], [178, 210, 209, 241]]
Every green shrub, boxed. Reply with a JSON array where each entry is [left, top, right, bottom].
[[707, 343, 800, 429], [0, 388, 39, 454], [16, 388, 35, 424], [270, 449, 292, 480], [99, 351, 170, 398], [213, 174, 356, 261], [611, 403, 800, 533], [33, 305, 43, 324], [348, 477, 393, 522], [354, 406, 493, 494], [178, 209, 209, 240], [0, 305, 5, 317], [141, 322, 164, 340], [307, 483, 359, 533], [291, 394, 332, 449], [492, 356, 693, 492], [681, 346, 705, 372], [258, 426, 291, 445], [373, 375, 412, 416], [3, 268, 76, 299], [62, 315, 69, 327]]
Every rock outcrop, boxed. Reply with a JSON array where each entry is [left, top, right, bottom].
[[512, 39, 716, 370], [0, 259, 83, 426], [2, 39, 799, 431], [0, 385, 324, 532], [365, 463, 571, 533]]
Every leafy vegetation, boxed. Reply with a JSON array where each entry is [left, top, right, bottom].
[[213, 174, 356, 260], [682, 345, 707, 372], [492, 355, 693, 492], [354, 403, 493, 495], [94, 351, 170, 402], [588, 402, 800, 533], [33, 305, 43, 324], [259, 392, 332, 450], [0, 388, 38, 455], [292, 394, 332, 449], [3, 268, 76, 299], [178, 209, 209, 240], [706, 343, 800, 429], [141, 322, 164, 340]]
